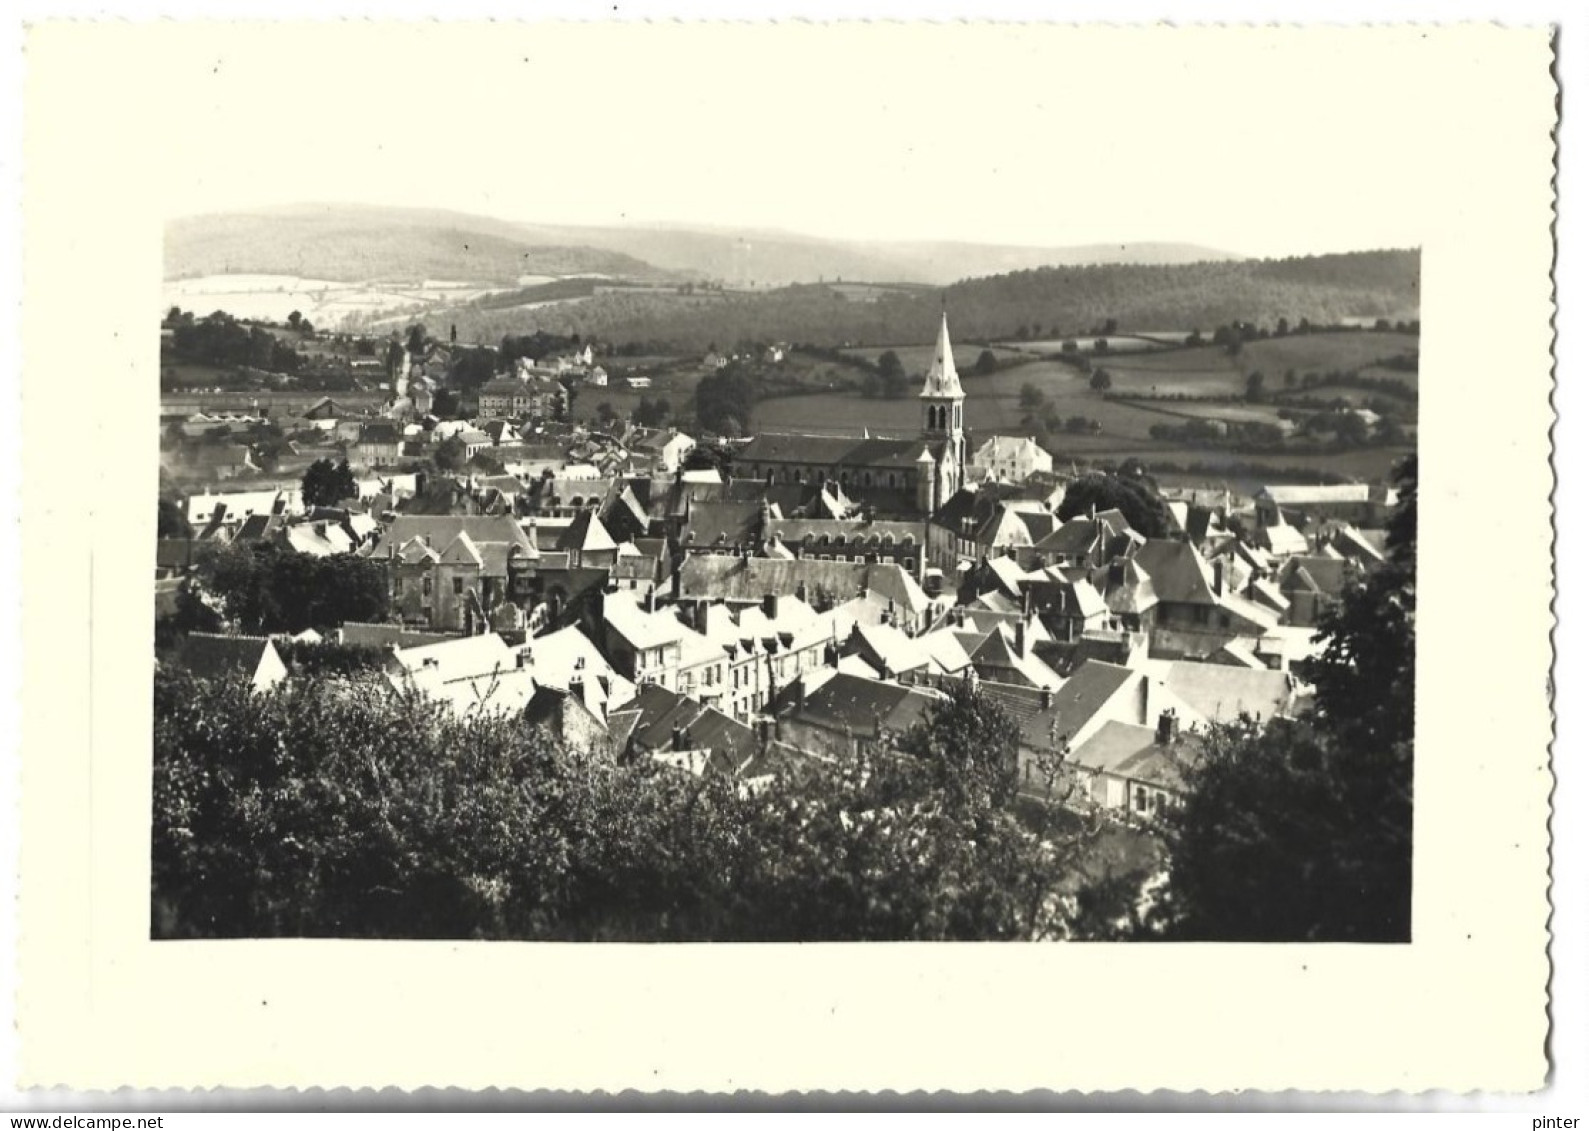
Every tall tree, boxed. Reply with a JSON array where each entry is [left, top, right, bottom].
[[1056, 471, 1172, 539], [1154, 456, 1416, 941], [302, 458, 358, 507]]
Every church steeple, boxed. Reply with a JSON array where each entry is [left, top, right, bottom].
[[920, 311, 965, 401], [918, 312, 967, 514]]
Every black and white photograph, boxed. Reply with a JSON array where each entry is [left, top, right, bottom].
[[147, 27, 1425, 947], [10, 15, 1563, 1098]]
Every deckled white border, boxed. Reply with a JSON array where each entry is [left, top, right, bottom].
[[4, 11, 1575, 1108]]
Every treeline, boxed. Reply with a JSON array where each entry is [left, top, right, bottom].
[[167, 310, 304, 374], [436, 250, 1420, 353], [172, 542, 390, 637], [152, 675, 1121, 942]]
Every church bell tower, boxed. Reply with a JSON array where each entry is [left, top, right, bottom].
[[917, 312, 967, 513]]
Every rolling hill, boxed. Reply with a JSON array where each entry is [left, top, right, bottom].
[[165, 205, 677, 285], [435, 249, 1421, 352], [165, 203, 1241, 289]]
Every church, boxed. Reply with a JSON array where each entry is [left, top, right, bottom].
[[738, 314, 968, 517]]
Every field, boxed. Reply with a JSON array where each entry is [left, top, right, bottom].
[[998, 335, 1178, 355], [752, 330, 1416, 487], [839, 342, 1026, 374], [164, 273, 536, 330]]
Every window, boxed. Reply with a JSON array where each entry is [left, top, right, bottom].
[[904, 558, 916, 571], [1134, 786, 1148, 812], [453, 577, 465, 595], [422, 576, 432, 597]]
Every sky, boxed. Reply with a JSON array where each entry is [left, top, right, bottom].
[[125, 21, 1467, 259]]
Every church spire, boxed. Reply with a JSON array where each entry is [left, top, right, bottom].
[[920, 311, 964, 399]]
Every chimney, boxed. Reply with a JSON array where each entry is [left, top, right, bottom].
[[644, 587, 658, 613], [516, 647, 531, 669], [1213, 560, 1225, 598], [796, 580, 808, 604], [671, 723, 685, 751], [954, 606, 966, 628], [1156, 708, 1180, 745], [763, 592, 779, 620], [795, 673, 808, 710], [1014, 619, 1026, 658], [1040, 685, 1054, 712]]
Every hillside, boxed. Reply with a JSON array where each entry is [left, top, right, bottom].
[[436, 249, 1421, 352], [166, 203, 1240, 289], [507, 221, 1239, 287], [165, 205, 676, 284]]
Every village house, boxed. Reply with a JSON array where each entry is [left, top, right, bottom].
[[769, 671, 944, 764], [762, 516, 928, 580], [1254, 483, 1398, 530], [677, 556, 934, 635], [353, 421, 404, 468], [365, 514, 538, 633], [968, 435, 1055, 484]]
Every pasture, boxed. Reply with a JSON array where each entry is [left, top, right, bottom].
[[840, 342, 1026, 374], [997, 335, 1175, 355]]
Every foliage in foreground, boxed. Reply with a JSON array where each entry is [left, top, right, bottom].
[[152, 671, 1116, 942], [1149, 455, 1417, 942]]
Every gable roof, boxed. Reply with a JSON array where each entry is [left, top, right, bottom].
[[778, 671, 942, 739], [968, 625, 1064, 689], [1131, 539, 1218, 605], [983, 659, 1138, 752], [1070, 721, 1190, 789], [556, 509, 617, 554], [437, 531, 485, 567], [172, 633, 276, 679], [1149, 659, 1295, 723]]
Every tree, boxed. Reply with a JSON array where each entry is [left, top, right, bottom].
[[1057, 471, 1172, 539], [433, 435, 466, 472], [596, 402, 619, 428], [897, 680, 1022, 812], [301, 458, 357, 507], [694, 367, 757, 437], [406, 323, 428, 355], [190, 542, 390, 636], [447, 347, 498, 393], [877, 350, 904, 380], [1153, 457, 1416, 942], [158, 497, 192, 539], [634, 396, 672, 428], [1089, 368, 1113, 392], [974, 349, 998, 377], [1019, 383, 1048, 414], [1245, 371, 1266, 402], [287, 311, 303, 330], [152, 660, 1089, 941]]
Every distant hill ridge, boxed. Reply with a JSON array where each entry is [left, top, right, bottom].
[[166, 202, 1243, 288], [436, 248, 1421, 353]]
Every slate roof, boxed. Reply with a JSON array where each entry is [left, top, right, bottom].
[[681, 500, 763, 549], [983, 659, 1138, 751], [776, 672, 942, 739], [678, 556, 928, 614], [1070, 721, 1190, 789], [1131, 540, 1219, 605], [172, 633, 274, 679], [556, 509, 617, 554], [1153, 660, 1295, 723], [968, 626, 1063, 689], [359, 422, 403, 445], [1259, 484, 1372, 505]]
